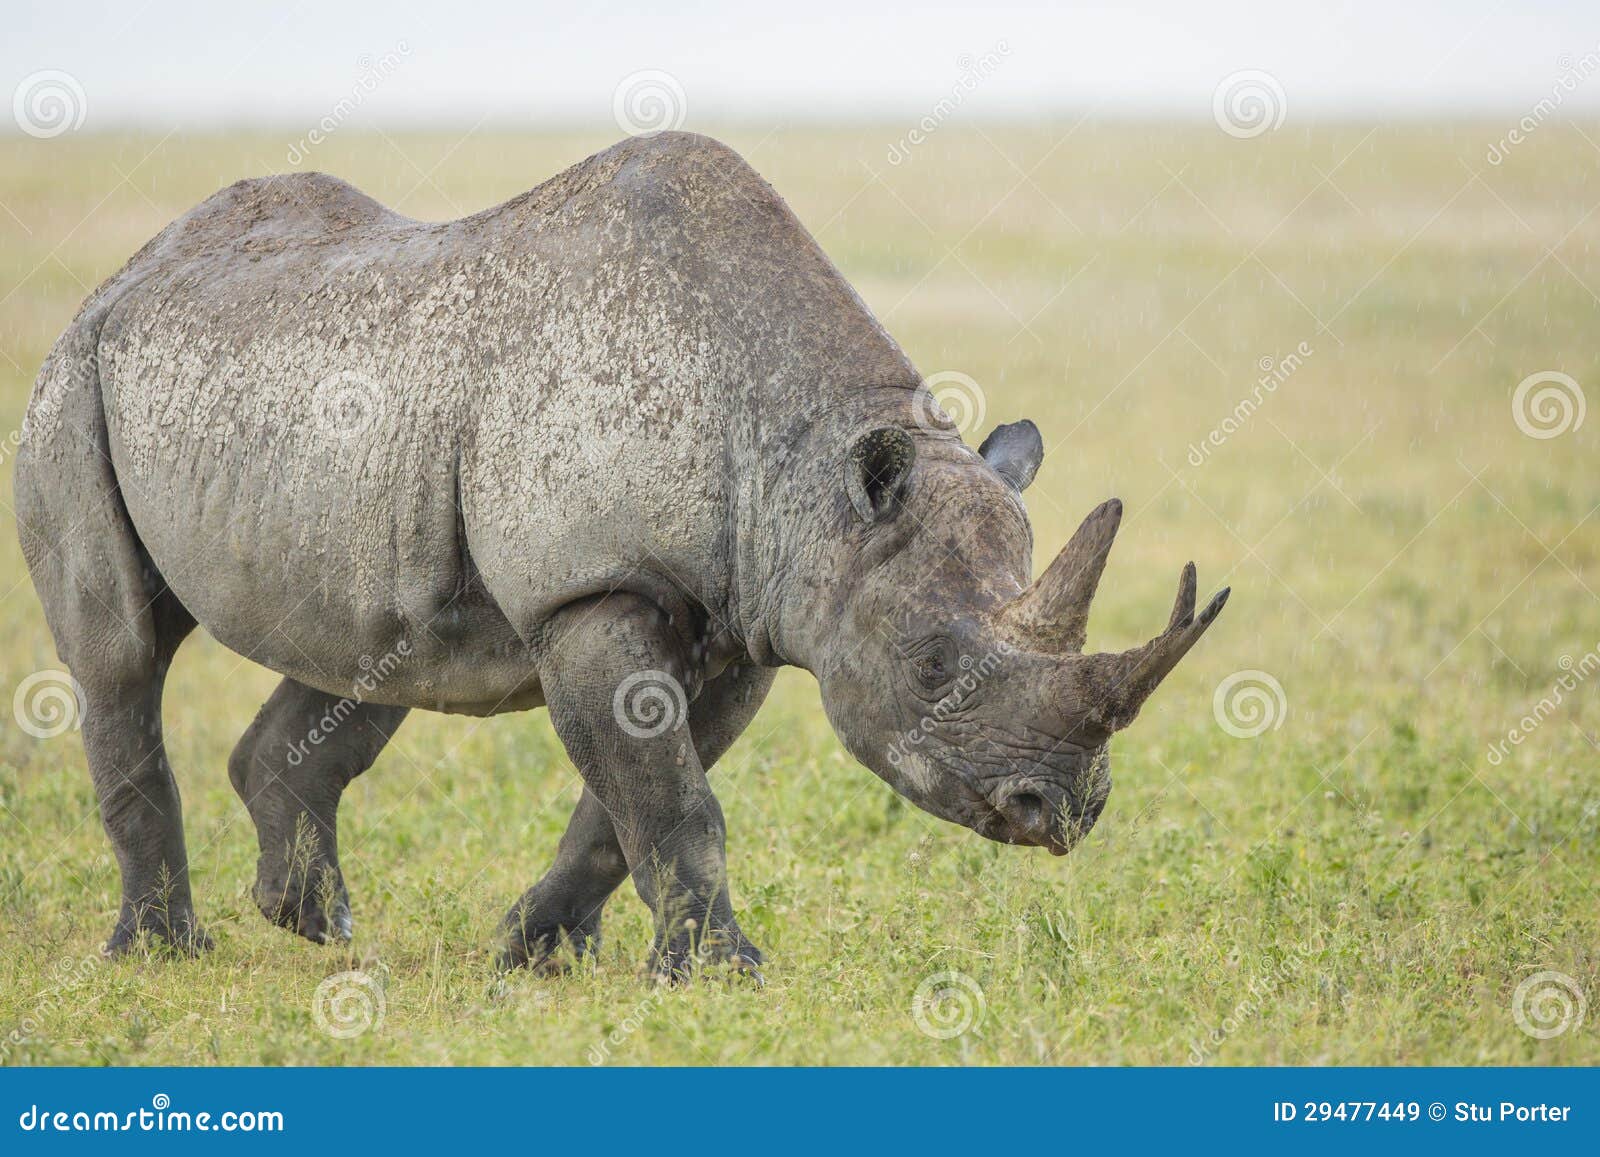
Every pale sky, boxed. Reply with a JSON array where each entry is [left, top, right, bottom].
[[5, 0, 1600, 130]]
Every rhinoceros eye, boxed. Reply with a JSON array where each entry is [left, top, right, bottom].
[[907, 637, 957, 693]]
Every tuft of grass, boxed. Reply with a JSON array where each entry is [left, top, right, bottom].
[[2, 123, 1598, 1064]]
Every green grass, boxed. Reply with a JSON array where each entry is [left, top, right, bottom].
[[1, 122, 1597, 1065]]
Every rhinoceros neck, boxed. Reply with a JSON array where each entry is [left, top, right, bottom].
[[729, 361, 928, 672], [731, 385, 1037, 674], [637, 140, 935, 670]]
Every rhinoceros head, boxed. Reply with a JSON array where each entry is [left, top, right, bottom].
[[811, 418, 1228, 855]]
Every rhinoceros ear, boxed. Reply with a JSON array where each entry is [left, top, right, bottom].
[[978, 419, 1044, 492], [845, 426, 916, 523]]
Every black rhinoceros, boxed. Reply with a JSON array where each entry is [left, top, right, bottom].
[[15, 132, 1226, 976]]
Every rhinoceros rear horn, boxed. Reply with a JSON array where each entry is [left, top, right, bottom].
[[1000, 498, 1123, 651], [1088, 571, 1230, 732]]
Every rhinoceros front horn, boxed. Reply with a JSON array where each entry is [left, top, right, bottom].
[[1001, 498, 1230, 729], [1000, 497, 1125, 652]]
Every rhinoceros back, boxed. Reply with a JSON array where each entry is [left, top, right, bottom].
[[86, 137, 749, 706]]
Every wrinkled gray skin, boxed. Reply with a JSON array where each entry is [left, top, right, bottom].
[[14, 132, 1226, 976]]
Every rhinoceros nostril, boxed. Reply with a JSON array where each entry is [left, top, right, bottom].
[[1009, 791, 1046, 823], [998, 790, 1052, 840]]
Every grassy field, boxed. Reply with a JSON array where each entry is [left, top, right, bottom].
[[0, 121, 1596, 1065]]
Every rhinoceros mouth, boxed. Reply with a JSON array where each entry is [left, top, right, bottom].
[[971, 767, 1109, 856], [968, 793, 1070, 855]]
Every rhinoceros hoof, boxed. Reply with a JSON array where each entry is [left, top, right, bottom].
[[255, 874, 352, 945], [652, 931, 765, 986], [104, 910, 213, 958], [495, 924, 598, 975]]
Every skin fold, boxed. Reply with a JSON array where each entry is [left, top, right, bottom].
[[13, 132, 1226, 975]]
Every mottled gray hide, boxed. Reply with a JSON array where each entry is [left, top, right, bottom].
[[14, 132, 1226, 974]]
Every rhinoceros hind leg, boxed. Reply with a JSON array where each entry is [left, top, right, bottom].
[[13, 333, 204, 956], [81, 652, 208, 957], [227, 677, 408, 944]]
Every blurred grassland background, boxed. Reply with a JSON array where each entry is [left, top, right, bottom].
[[0, 121, 1596, 1064]]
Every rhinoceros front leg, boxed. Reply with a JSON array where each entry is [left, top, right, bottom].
[[228, 677, 408, 944], [496, 787, 628, 973], [497, 661, 775, 973], [530, 593, 763, 980]]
